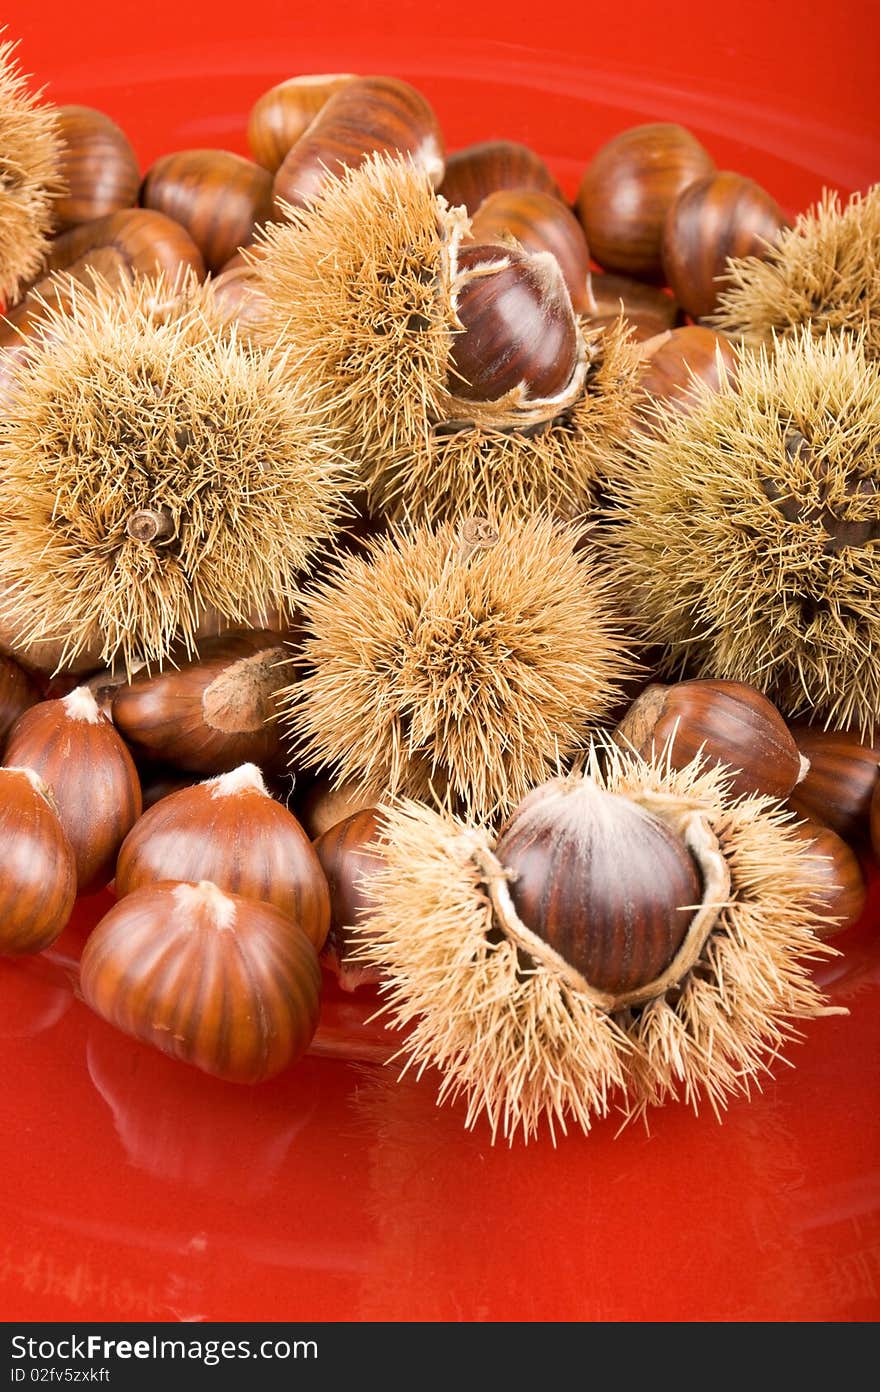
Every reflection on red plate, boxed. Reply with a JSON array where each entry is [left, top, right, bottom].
[[2, 0, 880, 1322]]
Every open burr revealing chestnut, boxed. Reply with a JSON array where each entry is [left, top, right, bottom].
[[355, 745, 841, 1141]]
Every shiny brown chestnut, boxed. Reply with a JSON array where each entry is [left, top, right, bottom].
[[314, 808, 385, 991], [438, 140, 562, 215], [590, 272, 679, 331], [45, 207, 206, 283], [637, 326, 738, 416], [80, 880, 322, 1083], [0, 767, 77, 955], [576, 123, 715, 281], [661, 171, 788, 320], [141, 150, 274, 275], [614, 679, 806, 801], [209, 259, 267, 337], [494, 776, 705, 996], [272, 75, 444, 214], [0, 654, 38, 750], [449, 244, 580, 403], [115, 763, 330, 949], [789, 726, 880, 842], [111, 631, 291, 775], [52, 105, 140, 234], [247, 74, 356, 172], [788, 815, 866, 938], [3, 686, 142, 891], [296, 777, 380, 840], [468, 189, 595, 315]]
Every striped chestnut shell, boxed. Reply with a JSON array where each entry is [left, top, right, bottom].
[[115, 764, 330, 950], [494, 776, 707, 998], [313, 807, 385, 991], [0, 767, 77, 955], [80, 881, 321, 1083]]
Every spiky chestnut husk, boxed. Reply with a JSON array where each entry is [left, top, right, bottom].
[[355, 745, 839, 1143], [0, 39, 61, 304], [0, 272, 351, 672], [713, 187, 880, 359], [283, 513, 636, 822], [605, 329, 880, 733], [252, 154, 641, 523]]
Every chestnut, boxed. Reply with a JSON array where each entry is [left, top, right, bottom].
[[0, 653, 38, 751], [450, 244, 580, 403], [314, 808, 385, 991], [115, 763, 330, 949], [296, 777, 379, 840], [111, 631, 292, 775], [438, 140, 562, 216], [661, 171, 788, 320], [247, 74, 356, 172], [637, 326, 738, 416], [141, 150, 274, 275], [46, 208, 206, 283], [614, 678, 806, 801], [0, 767, 77, 955], [4, 685, 142, 891], [272, 75, 444, 214], [468, 189, 595, 315], [52, 105, 140, 234], [80, 880, 322, 1083], [576, 123, 715, 280], [789, 726, 880, 842], [589, 272, 679, 332], [788, 815, 866, 937]]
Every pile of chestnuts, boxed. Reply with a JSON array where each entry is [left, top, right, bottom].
[[0, 37, 876, 1140]]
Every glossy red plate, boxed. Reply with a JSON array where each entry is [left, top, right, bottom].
[[2, 0, 880, 1324]]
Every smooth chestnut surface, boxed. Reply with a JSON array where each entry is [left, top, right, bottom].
[[468, 188, 594, 314], [3, 687, 142, 892], [141, 150, 274, 274], [0, 655, 39, 751], [496, 779, 702, 995], [296, 777, 379, 840], [209, 261, 266, 336], [111, 631, 290, 775], [46, 207, 206, 283], [637, 325, 738, 414], [661, 170, 788, 319], [449, 244, 579, 402], [272, 75, 444, 213], [52, 105, 141, 234], [0, 767, 77, 955], [247, 74, 356, 172], [438, 140, 562, 215], [788, 814, 866, 937], [590, 272, 679, 331], [615, 679, 802, 801], [80, 881, 322, 1084], [576, 122, 715, 280], [789, 726, 880, 842], [314, 808, 385, 991], [115, 765, 330, 949]]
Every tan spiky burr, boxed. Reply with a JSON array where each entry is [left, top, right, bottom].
[[714, 185, 880, 359], [0, 272, 351, 672], [605, 328, 880, 734], [355, 744, 840, 1143], [283, 513, 637, 822], [0, 37, 62, 304], [252, 154, 641, 523]]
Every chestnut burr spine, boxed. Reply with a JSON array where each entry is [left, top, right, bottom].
[[271, 75, 444, 213], [3, 686, 142, 891], [0, 767, 77, 955], [438, 140, 563, 215], [52, 105, 141, 233], [80, 881, 322, 1083], [141, 150, 274, 275], [661, 171, 788, 319]]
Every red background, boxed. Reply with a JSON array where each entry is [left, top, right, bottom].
[[2, 0, 879, 1323]]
